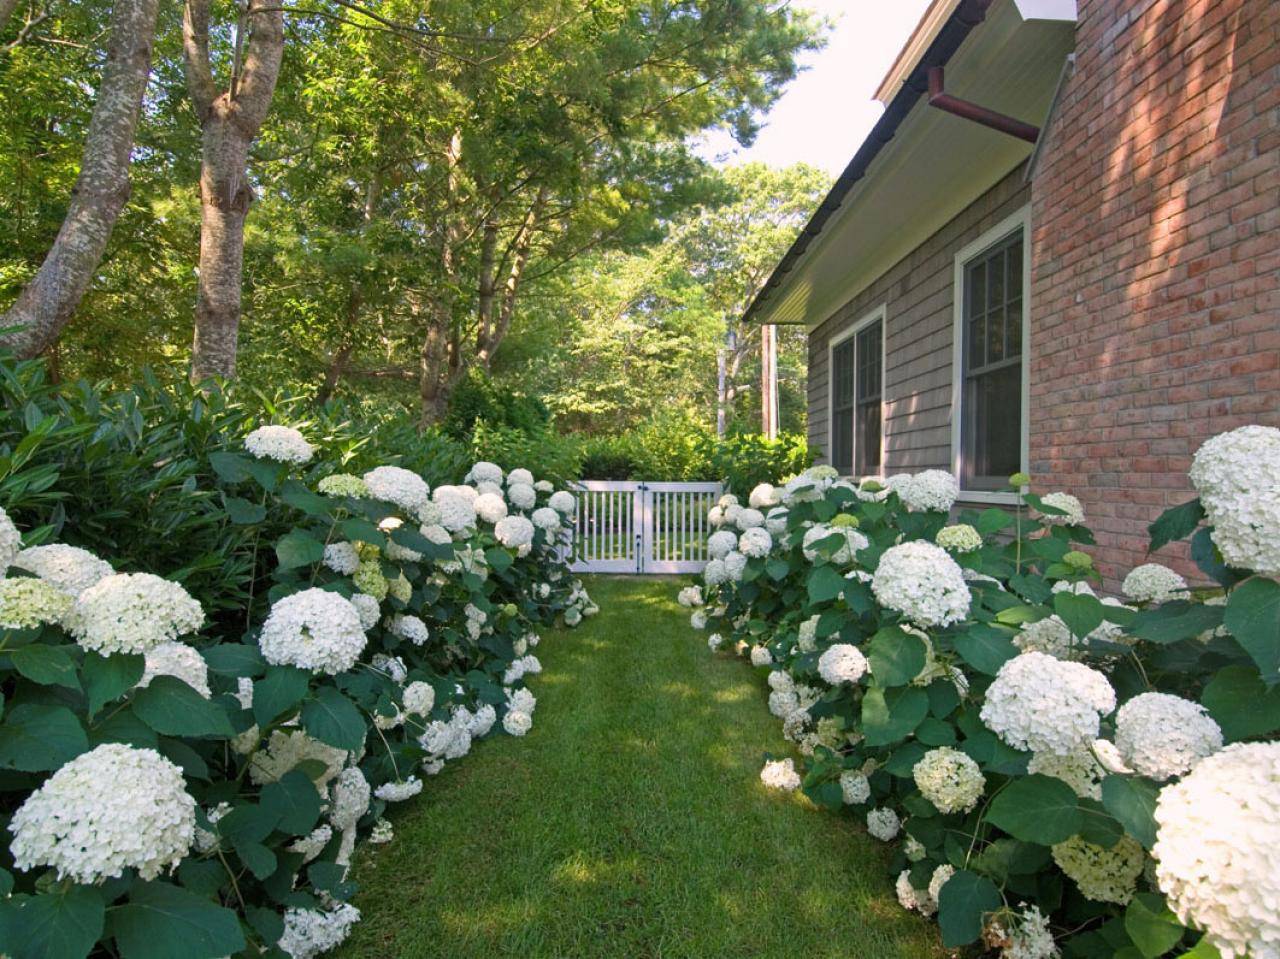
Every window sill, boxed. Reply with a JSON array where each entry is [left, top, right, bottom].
[[957, 490, 1021, 507]]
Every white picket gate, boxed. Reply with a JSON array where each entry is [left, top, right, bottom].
[[565, 480, 723, 574]]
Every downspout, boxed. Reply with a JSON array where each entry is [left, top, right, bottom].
[[926, 65, 1041, 143]]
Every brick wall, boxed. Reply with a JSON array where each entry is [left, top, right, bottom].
[[1029, 0, 1279, 589]]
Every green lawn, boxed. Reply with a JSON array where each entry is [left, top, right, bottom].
[[339, 576, 943, 959]]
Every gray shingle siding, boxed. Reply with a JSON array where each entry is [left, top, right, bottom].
[[808, 163, 1030, 473]]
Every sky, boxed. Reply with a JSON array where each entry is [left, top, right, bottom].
[[695, 0, 934, 174]]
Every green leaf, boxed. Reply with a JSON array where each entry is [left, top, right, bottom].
[[202, 644, 265, 678], [300, 686, 366, 751], [485, 547, 514, 572], [6, 885, 104, 959], [1125, 893, 1187, 958], [866, 627, 927, 686], [861, 686, 929, 746], [987, 775, 1082, 843], [1201, 665, 1280, 742], [1224, 577, 1280, 684], [261, 770, 322, 836], [936, 870, 1002, 947], [1102, 775, 1160, 850], [1130, 602, 1224, 645], [223, 495, 266, 525], [339, 518, 383, 545], [806, 564, 846, 604], [234, 840, 277, 880], [131, 676, 235, 738], [765, 557, 790, 581], [1148, 498, 1204, 554], [954, 624, 1018, 675], [976, 508, 1015, 534], [275, 529, 326, 570], [10, 643, 80, 689], [111, 881, 245, 959], [994, 604, 1043, 627], [82, 652, 144, 717], [253, 665, 311, 727], [1054, 591, 1105, 638], [208, 451, 251, 484], [0, 703, 87, 771], [281, 480, 332, 517]]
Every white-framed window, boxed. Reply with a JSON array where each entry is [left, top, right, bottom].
[[827, 304, 886, 477], [950, 205, 1031, 503]]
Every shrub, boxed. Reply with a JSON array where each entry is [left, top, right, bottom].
[[441, 368, 551, 439], [688, 431, 1280, 959], [0, 359, 598, 959]]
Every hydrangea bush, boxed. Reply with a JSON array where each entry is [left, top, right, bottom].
[[0, 439, 593, 959], [688, 425, 1280, 959]]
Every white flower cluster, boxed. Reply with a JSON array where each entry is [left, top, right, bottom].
[[781, 466, 837, 504], [866, 807, 900, 841], [249, 730, 348, 790], [1013, 616, 1079, 660], [739, 526, 773, 558], [64, 572, 204, 655], [677, 585, 703, 607], [0, 576, 72, 628], [279, 903, 362, 959], [363, 466, 431, 515], [935, 523, 983, 553], [1153, 742, 1280, 959], [984, 905, 1057, 959], [0, 506, 20, 572], [1027, 746, 1105, 800], [9, 743, 195, 883], [801, 523, 868, 564], [1121, 563, 1187, 603], [1188, 425, 1280, 575], [374, 777, 423, 803], [871, 541, 970, 628], [259, 588, 367, 674], [317, 473, 369, 497], [350, 593, 379, 629], [475, 491, 508, 524], [466, 461, 504, 485], [1037, 492, 1085, 526], [749, 483, 781, 508], [420, 711, 475, 762], [840, 770, 870, 805], [817, 643, 869, 685], [495, 515, 534, 551], [389, 613, 429, 646], [531, 506, 560, 531], [323, 541, 361, 575], [402, 680, 435, 717], [549, 490, 577, 515], [140, 641, 211, 697], [913, 746, 986, 814], [890, 469, 960, 513], [244, 424, 314, 464], [760, 758, 801, 791], [1113, 692, 1222, 781], [1050, 835, 1143, 905], [980, 652, 1115, 755], [13, 543, 113, 595], [707, 530, 739, 560], [434, 486, 477, 533]]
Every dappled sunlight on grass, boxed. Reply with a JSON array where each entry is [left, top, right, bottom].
[[339, 575, 942, 959]]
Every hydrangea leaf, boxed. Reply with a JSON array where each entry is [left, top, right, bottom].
[[805, 564, 845, 604], [3, 884, 105, 959], [1189, 527, 1247, 589], [1053, 592, 1105, 638], [82, 651, 145, 717], [1147, 498, 1204, 554], [207, 451, 251, 484], [274, 529, 325, 570], [954, 623, 1018, 675], [765, 557, 790, 581], [1223, 577, 1280, 685], [10, 643, 80, 690], [131, 677, 235, 739], [222, 496, 266, 525], [987, 774, 1082, 843], [202, 643, 266, 678], [936, 870, 1002, 946], [972, 838, 1051, 883], [1124, 893, 1187, 958], [485, 547, 514, 573], [861, 686, 929, 746], [975, 507, 1016, 534], [300, 687, 366, 752], [110, 881, 245, 959], [252, 665, 311, 727], [261, 770, 323, 836], [280, 480, 331, 517], [866, 627, 927, 686], [1200, 665, 1280, 742], [0, 703, 88, 771], [1101, 775, 1159, 850], [1129, 601, 1224, 645]]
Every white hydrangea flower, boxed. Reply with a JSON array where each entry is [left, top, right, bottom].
[[531, 507, 560, 531], [349, 592, 379, 630], [506, 687, 536, 714], [317, 473, 369, 497], [801, 523, 868, 564], [9, 743, 195, 883], [506, 483, 537, 511], [739, 526, 773, 558], [1153, 742, 1280, 958], [402, 681, 435, 717], [897, 870, 936, 915], [1013, 616, 1078, 660], [434, 486, 478, 533], [249, 730, 348, 790], [244, 424, 314, 464], [139, 641, 210, 697], [494, 515, 534, 549], [507, 467, 534, 486], [913, 746, 985, 814], [749, 645, 772, 666], [64, 572, 204, 655], [368, 818, 394, 844], [287, 824, 332, 863], [374, 777, 423, 803], [1188, 425, 1280, 575], [796, 614, 819, 652], [467, 461, 504, 485], [897, 469, 960, 513], [259, 588, 367, 675], [389, 613, 429, 646], [749, 483, 781, 509], [677, 585, 703, 607], [1038, 492, 1085, 526], [980, 652, 1116, 755], [1027, 746, 1106, 799], [985, 904, 1057, 959], [707, 530, 739, 560], [936, 524, 983, 553], [549, 490, 576, 515], [706, 505, 724, 529], [0, 577, 72, 628], [736, 507, 765, 530], [475, 492, 508, 525], [1113, 692, 1222, 781], [765, 507, 789, 536], [363, 466, 430, 514], [323, 541, 361, 575], [724, 551, 748, 581], [0, 506, 20, 573], [760, 758, 801, 791], [1121, 563, 1188, 603], [872, 541, 970, 628], [818, 644, 869, 685], [840, 770, 870, 805], [417, 500, 443, 526], [13, 544, 112, 596], [279, 903, 361, 959], [866, 807, 900, 841], [330, 767, 370, 834], [371, 653, 407, 684], [1051, 835, 1144, 904], [928, 864, 956, 905], [503, 709, 533, 736]]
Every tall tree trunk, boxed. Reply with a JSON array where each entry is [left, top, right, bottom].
[[417, 130, 463, 429], [0, 0, 23, 34], [477, 185, 546, 369], [183, 0, 284, 383], [0, 0, 159, 357]]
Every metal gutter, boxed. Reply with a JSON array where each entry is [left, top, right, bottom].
[[742, 0, 996, 326]]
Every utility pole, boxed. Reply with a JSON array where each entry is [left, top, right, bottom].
[[761, 323, 778, 439]]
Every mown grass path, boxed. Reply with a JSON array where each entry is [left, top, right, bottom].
[[340, 576, 942, 959]]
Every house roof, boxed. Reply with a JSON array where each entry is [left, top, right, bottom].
[[742, 0, 1076, 329]]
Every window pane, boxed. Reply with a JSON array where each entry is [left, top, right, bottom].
[[833, 340, 854, 408], [967, 260, 985, 319], [832, 409, 853, 475], [969, 315, 985, 369], [987, 247, 1005, 311], [987, 304, 1005, 364], [1006, 296, 1023, 357], [963, 364, 1021, 489], [856, 401, 881, 475]]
